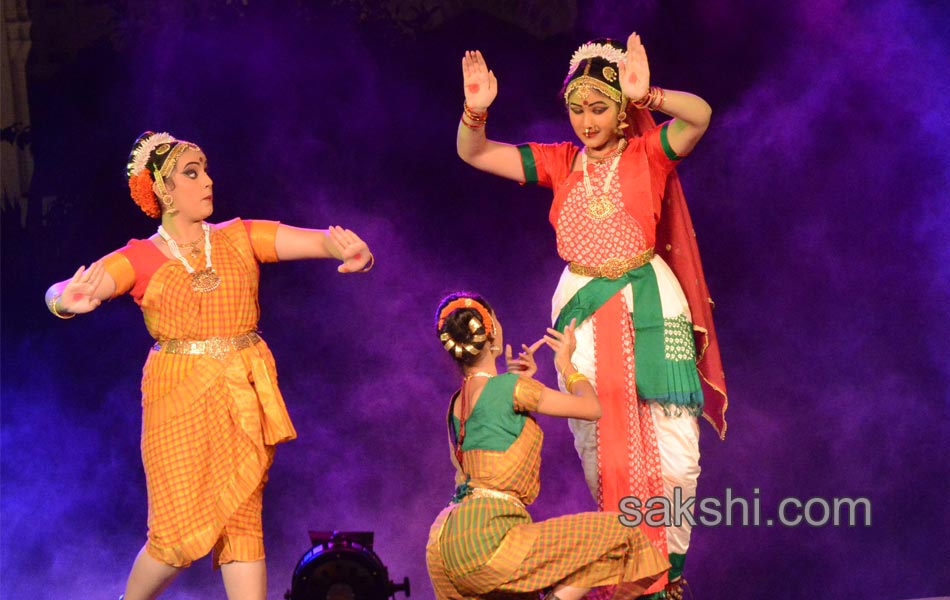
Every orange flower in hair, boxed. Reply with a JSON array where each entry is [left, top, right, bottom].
[[129, 169, 160, 218], [437, 297, 495, 338]]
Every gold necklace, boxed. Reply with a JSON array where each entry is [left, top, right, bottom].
[[586, 138, 627, 162], [179, 239, 203, 258], [162, 232, 204, 258], [157, 223, 221, 293], [581, 147, 623, 221]]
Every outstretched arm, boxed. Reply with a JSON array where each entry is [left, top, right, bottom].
[[45, 261, 116, 318], [619, 32, 712, 157], [457, 50, 527, 182], [274, 225, 373, 273]]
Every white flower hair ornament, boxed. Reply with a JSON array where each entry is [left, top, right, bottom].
[[128, 132, 177, 176], [567, 42, 627, 73]]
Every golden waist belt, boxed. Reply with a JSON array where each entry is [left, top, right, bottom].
[[568, 247, 655, 280], [469, 487, 526, 510], [153, 331, 261, 359]]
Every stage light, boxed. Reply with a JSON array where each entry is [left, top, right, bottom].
[[285, 531, 410, 600]]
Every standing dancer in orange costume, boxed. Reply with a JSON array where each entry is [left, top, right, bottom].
[[45, 131, 374, 600]]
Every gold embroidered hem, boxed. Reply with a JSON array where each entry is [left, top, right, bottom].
[[513, 376, 544, 413], [469, 487, 526, 510]]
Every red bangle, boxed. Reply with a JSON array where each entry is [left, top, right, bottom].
[[463, 102, 488, 122], [460, 115, 486, 130]]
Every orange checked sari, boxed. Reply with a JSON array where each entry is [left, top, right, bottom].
[[102, 218, 296, 567], [426, 373, 668, 599]]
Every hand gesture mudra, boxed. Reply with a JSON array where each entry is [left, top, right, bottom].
[[59, 261, 106, 314], [618, 32, 650, 102], [461, 50, 497, 111], [505, 338, 545, 378], [328, 226, 372, 273], [544, 318, 578, 375]]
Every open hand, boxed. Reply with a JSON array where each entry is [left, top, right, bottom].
[[618, 32, 650, 102], [462, 50, 497, 112], [58, 261, 106, 314], [544, 318, 578, 375], [329, 226, 372, 273], [505, 338, 545, 377]]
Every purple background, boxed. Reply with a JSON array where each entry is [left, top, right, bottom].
[[2, 1, 949, 598]]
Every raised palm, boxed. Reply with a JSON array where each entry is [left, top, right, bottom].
[[618, 32, 650, 101], [461, 50, 497, 111]]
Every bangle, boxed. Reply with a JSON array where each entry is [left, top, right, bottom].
[[357, 254, 374, 273], [632, 86, 665, 111], [462, 102, 488, 129], [565, 371, 588, 394], [47, 294, 75, 320], [463, 102, 488, 122], [460, 115, 486, 130]]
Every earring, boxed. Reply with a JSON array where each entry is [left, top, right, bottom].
[[616, 93, 630, 135], [161, 193, 178, 216], [490, 345, 501, 355], [615, 110, 630, 136]]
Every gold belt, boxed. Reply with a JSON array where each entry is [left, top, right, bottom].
[[568, 248, 655, 280], [153, 331, 261, 360], [469, 487, 526, 509]]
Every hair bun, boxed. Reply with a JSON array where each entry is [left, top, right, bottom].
[[435, 293, 496, 367]]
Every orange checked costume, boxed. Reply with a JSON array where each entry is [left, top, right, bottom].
[[102, 218, 296, 567], [426, 373, 669, 599]]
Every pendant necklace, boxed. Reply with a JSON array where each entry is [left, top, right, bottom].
[[157, 222, 221, 293], [179, 238, 203, 258], [582, 139, 625, 221]]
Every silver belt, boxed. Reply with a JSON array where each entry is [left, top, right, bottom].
[[153, 331, 261, 360]]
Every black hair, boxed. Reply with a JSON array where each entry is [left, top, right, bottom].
[[434, 292, 495, 367]]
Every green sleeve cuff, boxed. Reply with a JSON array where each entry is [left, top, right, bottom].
[[660, 122, 683, 161], [517, 144, 538, 183]]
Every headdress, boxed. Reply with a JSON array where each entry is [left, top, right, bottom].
[[562, 39, 626, 106], [125, 131, 202, 218], [436, 296, 496, 359]]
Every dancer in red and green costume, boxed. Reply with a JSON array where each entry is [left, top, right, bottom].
[[455, 33, 728, 600]]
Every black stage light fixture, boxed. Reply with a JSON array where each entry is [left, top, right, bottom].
[[285, 530, 411, 600]]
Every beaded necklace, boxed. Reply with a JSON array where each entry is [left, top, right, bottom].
[[157, 222, 220, 293]]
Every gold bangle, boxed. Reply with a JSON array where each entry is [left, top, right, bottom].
[[358, 253, 374, 273], [47, 294, 75, 320], [460, 115, 486, 130], [463, 102, 488, 122], [565, 371, 588, 394]]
